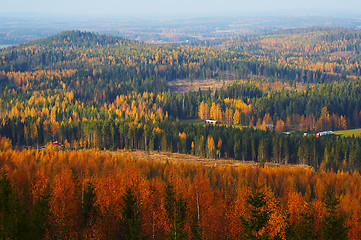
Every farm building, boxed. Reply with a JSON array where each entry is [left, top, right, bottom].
[[205, 120, 218, 124], [52, 141, 63, 146], [316, 131, 334, 137]]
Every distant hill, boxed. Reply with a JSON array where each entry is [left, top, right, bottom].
[[0, 31, 139, 71], [27, 30, 138, 48], [1, 29, 354, 97]]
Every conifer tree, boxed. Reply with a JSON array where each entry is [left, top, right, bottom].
[[286, 207, 316, 240], [321, 187, 348, 240], [121, 187, 146, 240], [240, 185, 270, 240], [81, 182, 97, 228], [0, 172, 28, 240], [29, 187, 51, 240], [164, 184, 188, 240]]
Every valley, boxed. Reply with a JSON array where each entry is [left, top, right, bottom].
[[0, 23, 361, 239]]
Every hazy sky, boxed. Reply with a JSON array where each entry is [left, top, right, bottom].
[[1, 0, 361, 17]]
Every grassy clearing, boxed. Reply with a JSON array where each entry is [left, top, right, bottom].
[[166, 78, 236, 95], [179, 119, 257, 132], [334, 128, 361, 137], [110, 149, 313, 171], [179, 119, 250, 130], [179, 119, 203, 124]]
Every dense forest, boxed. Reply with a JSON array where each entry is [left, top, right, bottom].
[[0, 30, 361, 172], [200, 27, 361, 79], [1, 28, 361, 239], [0, 141, 359, 240]]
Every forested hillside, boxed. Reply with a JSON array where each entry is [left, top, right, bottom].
[[1, 26, 361, 240], [201, 27, 361, 80], [1, 30, 352, 96], [0, 29, 361, 172]]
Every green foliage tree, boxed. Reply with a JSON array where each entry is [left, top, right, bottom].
[[121, 187, 147, 240], [29, 187, 51, 240], [0, 172, 28, 240], [81, 182, 97, 228], [286, 207, 316, 240], [321, 187, 348, 240], [164, 184, 188, 240], [240, 185, 270, 240]]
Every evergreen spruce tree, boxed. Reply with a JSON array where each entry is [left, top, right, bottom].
[[121, 187, 147, 240], [258, 139, 266, 166], [321, 187, 348, 240], [190, 214, 206, 240], [286, 207, 316, 240], [29, 186, 51, 240], [81, 182, 97, 228], [240, 185, 270, 240], [0, 171, 28, 240], [164, 184, 188, 240]]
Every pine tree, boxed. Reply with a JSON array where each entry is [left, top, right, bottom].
[[321, 187, 348, 240], [258, 139, 266, 165], [121, 187, 146, 240], [81, 182, 97, 228], [164, 184, 188, 240], [240, 185, 270, 240], [286, 207, 316, 240], [191, 215, 206, 240], [29, 186, 51, 240], [0, 171, 28, 240]]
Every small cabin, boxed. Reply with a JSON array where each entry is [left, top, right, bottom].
[[316, 131, 334, 138], [52, 141, 63, 147], [205, 120, 218, 124]]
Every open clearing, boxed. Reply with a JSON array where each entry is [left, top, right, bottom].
[[113, 149, 251, 167], [334, 128, 361, 137], [110, 149, 313, 171], [166, 77, 310, 95], [166, 78, 236, 94]]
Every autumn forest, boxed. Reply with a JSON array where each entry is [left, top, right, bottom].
[[1, 28, 361, 239]]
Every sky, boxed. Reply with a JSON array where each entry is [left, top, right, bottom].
[[1, 0, 361, 17]]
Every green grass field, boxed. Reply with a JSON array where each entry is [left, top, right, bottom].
[[179, 119, 203, 124], [334, 128, 361, 137]]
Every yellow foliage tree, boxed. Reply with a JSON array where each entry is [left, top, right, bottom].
[[233, 109, 240, 125]]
